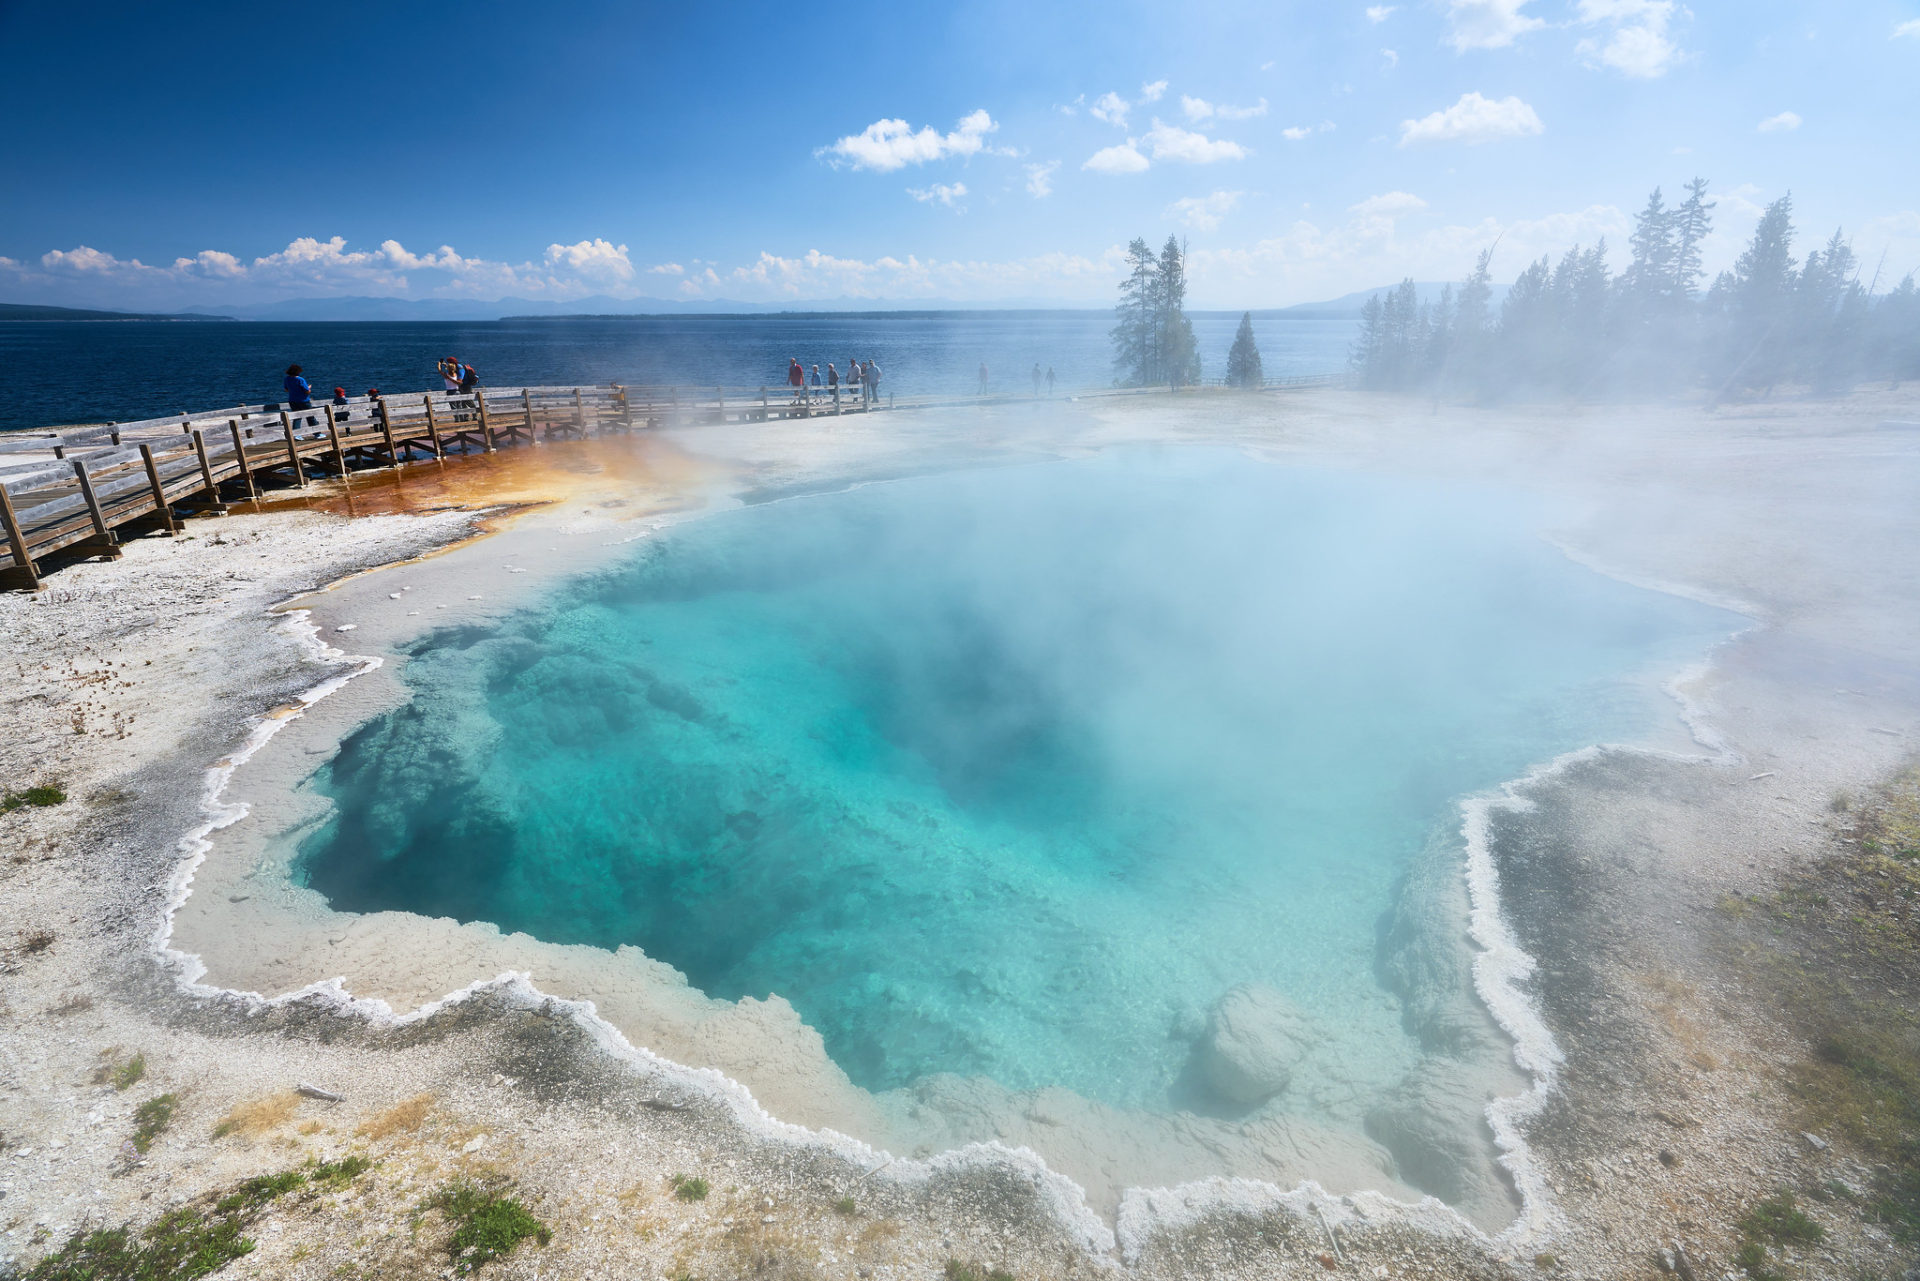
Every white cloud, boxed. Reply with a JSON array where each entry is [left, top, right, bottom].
[[1139, 79, 1168, 103], [1444, 0, 1544, 50], [1090, 92, 1131, 126], [817, 109, 998, 171], [1399, 91, 1544, 145], [542, 238, 635, 284], [1381, 47, 1399, 68], [1182, 95, 1268, 121], [14, 235, 646, 305], [172, 249, 245, 278], [1757, 110, 1802, 132], [1083, 139, 1150, 173], [908, 181, 969, 209], [1366, 4, 1396, 21], [1169, 190, 1243, 231], [1349, 191, 1428, 217], [1894, 19, 1920, 38], [1025, 161, 1060, 198], [1575, 0, 1683, 77], [1282, 120, 1337, 141], [1144, 120, 1250, 163], [648, 262, 684, 275]]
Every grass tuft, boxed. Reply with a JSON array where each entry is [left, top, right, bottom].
[[110, 1053, 147, 1091], [945, 1262, 1016, 1281], [428, 1180, 552, 1275], [670, 1173, 709, 1201], [358, 1092, 433, 1140], [1740, 1190, 1825, 1246], [25, 1154, 371, 1280], [131, 1094, 177, 1154], [833, 1195, 858, 1216], [211, 1090, 299, 1139], [311, 1154, 373, 1189], [2, 785, 66, 812]]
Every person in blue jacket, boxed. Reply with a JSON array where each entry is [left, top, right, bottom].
[[283, 364, 313, 410]]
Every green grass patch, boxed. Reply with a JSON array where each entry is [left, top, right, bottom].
[[945, 1262, 1016, 1281], [106, 1052, 147, 1092], [428, 1180, 552, 1275], [25, 1154, 372, 1280], [131, 1094, 177, 1154], [311, 1154, 373, 1189], [214, 1169, 307, 1215], [2, 785, 66, 812], [1739, 1190, 1824, 1246], [833, 1195, 858, 1216], [670, 1173, 709, 1201]]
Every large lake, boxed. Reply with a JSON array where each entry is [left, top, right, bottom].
[[0, 311, 1352, 433]]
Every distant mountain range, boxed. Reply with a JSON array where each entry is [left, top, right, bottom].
[[0, 301, 233, 322], [1, 283, 1505, 324]]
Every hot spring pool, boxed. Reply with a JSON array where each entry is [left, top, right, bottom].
[[294, 448, 1737, 1122]]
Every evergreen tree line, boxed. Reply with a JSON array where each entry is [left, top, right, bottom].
[[1112, 234, 1202, 387], [1348, 180, 1920, 399]]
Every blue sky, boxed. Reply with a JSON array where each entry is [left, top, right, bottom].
[[1, 0, 1915, 309]]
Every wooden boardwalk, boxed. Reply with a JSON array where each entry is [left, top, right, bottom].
[[0, 373, 1335, 591], [0, 383, 901, 590]]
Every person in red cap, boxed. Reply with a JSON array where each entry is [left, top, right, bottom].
[[787, 357, 805, 404]]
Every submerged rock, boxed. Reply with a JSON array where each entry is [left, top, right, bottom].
[[1196, 984, 1313, 1105]]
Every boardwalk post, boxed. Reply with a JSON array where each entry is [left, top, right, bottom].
[[475, 389, 496, 452], [323, 404, 349, 479], [376, 398, 400, 466], [70, 458, 122, 558], [572, 388, 586, 437], [620, 385, 634, 431], [421, 396, 447, 459], [0, 484, 41, 591], [760, 387, 768, 421], [227, 421, 259, 502], [833, 385, 841, 415], [190, 429, 224, 509], [137, 444, 179, 533], [520, 389, 539, 443], [279, 413, 309, 488]]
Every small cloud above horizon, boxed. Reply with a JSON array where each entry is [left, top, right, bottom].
[[1444, 0, 1544, 51], [1366, 5, 1396, 22], [1757, 110, 1802, 132], [907, 182, 969, 210], [1399, 91, 1544, 145], [818, 110, 998, 172], [1169, 190, 1243, 231]]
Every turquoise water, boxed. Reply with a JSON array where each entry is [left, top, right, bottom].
[[296, 449, 1736, 1111]]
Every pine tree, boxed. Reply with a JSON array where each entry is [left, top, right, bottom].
[[1623, 186, 1676, 308], [1225, 311, 1264, 388], [1110, 238, 1159, 386], [1350, 293, 1385, 387], [1720, 193, 1798, 391], [1156, 235, 1200, 386], [1670, 178, 1714, 300]]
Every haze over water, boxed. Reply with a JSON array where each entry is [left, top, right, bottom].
[[0, 312, 1350, 433], [293, 448, 1740, 1118]]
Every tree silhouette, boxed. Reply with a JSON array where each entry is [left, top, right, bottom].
[[1225, 311, 1264, 388]]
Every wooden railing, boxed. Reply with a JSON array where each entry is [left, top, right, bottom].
[[0, 382, 893, 590]]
